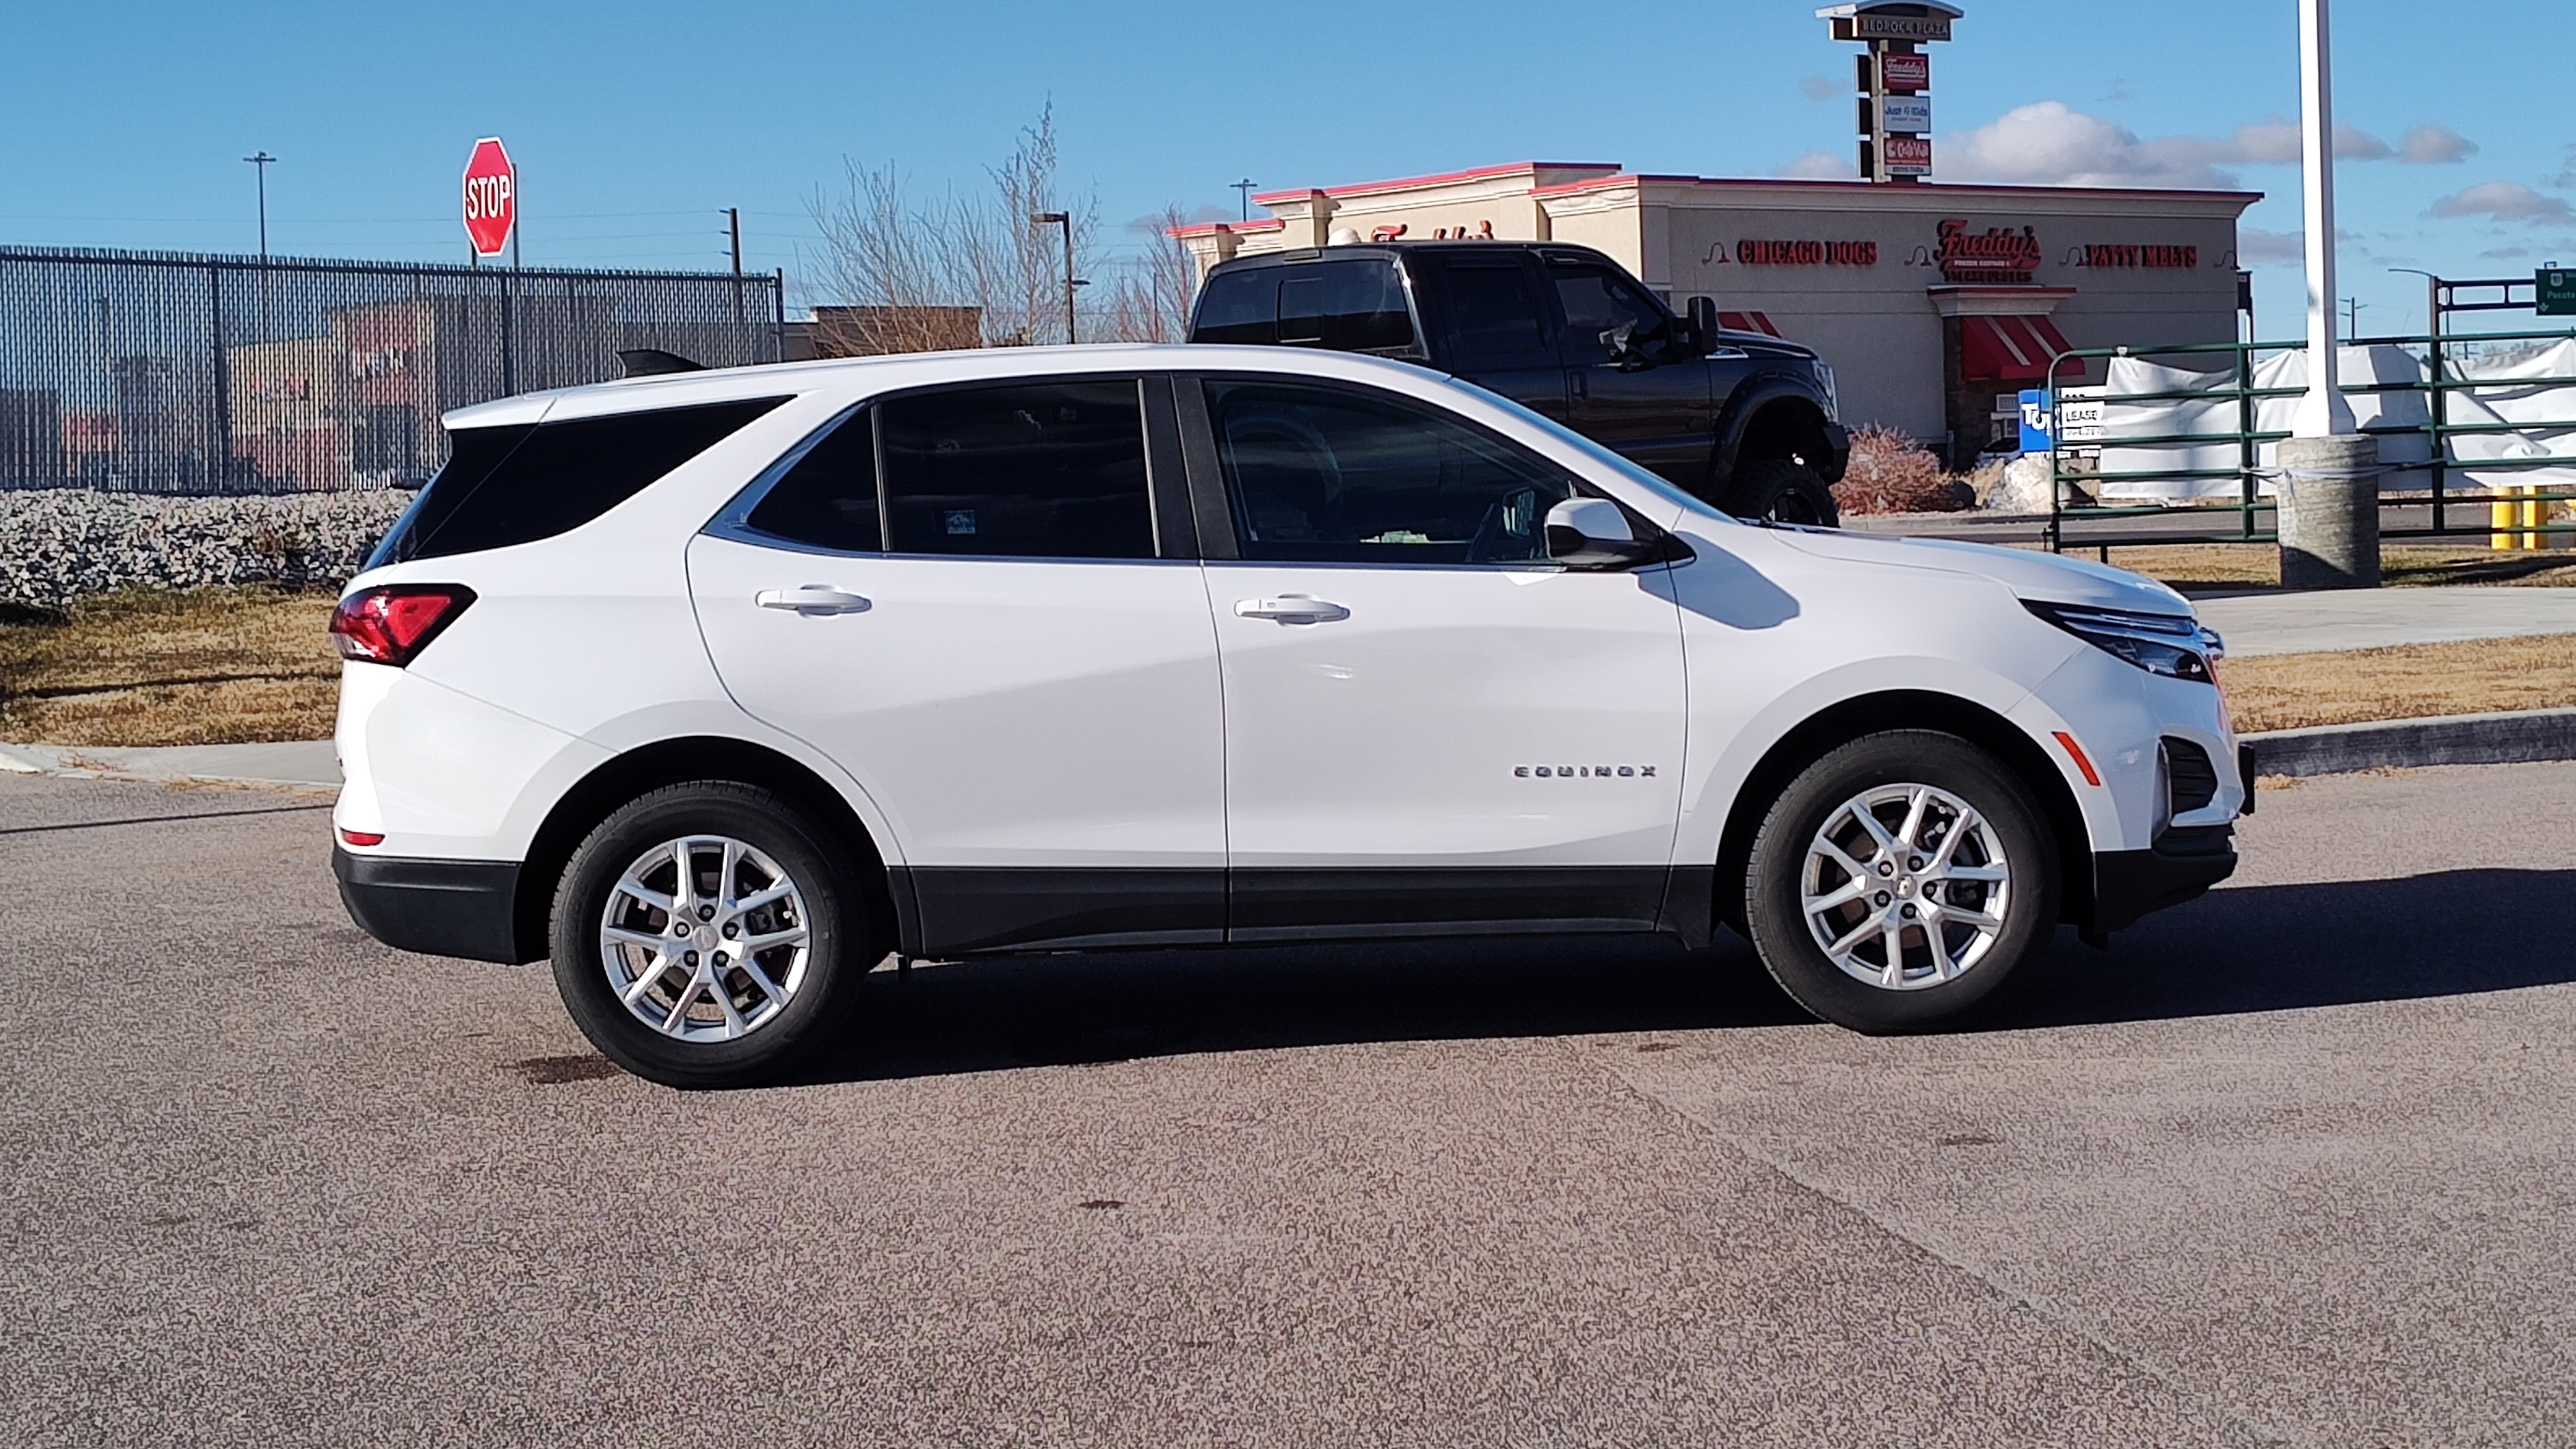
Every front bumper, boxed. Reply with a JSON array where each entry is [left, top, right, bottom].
[[1817, 421, 1850, 483], [333, 847, 528, 963], [2089, 825, 2236, 933]]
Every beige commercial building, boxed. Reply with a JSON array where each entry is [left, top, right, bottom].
[[1176, 162, 2260, 462]]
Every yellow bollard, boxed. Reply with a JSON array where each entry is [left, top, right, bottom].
[[2491, 484, 2541, 550]]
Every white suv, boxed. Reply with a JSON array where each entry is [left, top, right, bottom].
[[331, 345, 2243, 1087]]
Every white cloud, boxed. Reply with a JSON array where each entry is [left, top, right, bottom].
[[1937, 102, 2241, 189], [1799, 75, 1840, 103], [2239, 227, 2306, 265], [1775, 149, 1859, 180], [2428, 182, 2576, 225], [2226, 117, 2392, 164], [2399, 125, 2476, 164], [2482, 245, 2532, 260]]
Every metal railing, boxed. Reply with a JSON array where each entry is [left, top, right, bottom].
[[0, 247, 787, 494], [2040, 328, 2576, 551]]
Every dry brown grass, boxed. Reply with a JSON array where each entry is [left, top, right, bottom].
[[2085, 543, 2576, 592], [0, 587, 340, 747], [2221, 633, 2576, 732]]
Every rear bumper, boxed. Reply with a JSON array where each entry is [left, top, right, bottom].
[[2089, 826, 2236, 933], [333, 847, 528, 963]]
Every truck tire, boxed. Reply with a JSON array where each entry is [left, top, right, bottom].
[[1721, 458, 1840, 528]]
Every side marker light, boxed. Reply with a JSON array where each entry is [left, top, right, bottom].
[[2053, 731, 2102, 787]]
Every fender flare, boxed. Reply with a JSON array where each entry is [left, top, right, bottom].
[[1713, 379, 1843, 489]]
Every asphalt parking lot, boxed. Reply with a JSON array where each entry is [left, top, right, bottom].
[[6, 763, 2572, 1448]]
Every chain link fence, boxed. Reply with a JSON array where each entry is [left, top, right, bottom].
[[0, 247, 786, 495]]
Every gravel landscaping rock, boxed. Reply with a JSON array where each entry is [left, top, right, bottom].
[[0, 488, 413, 609]]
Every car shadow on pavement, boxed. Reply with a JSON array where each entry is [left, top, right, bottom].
[[1996, 868, 2576, 1030], [804, 933, 1807, 1083], [794, 869, 2576, 1083]]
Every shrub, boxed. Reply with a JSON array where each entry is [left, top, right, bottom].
[[1831, 426, 1966, 514], [0, 489, 413, 609]]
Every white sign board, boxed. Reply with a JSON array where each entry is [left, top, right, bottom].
[[1879, 95, 1931, 133]]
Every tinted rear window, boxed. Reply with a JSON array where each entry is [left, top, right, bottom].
[[878, 380, 1153, 560], [374, 396, 787, 564], [1192, 259, 1416, 353]]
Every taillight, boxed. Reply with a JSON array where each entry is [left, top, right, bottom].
[[331, 584, 475, 667]]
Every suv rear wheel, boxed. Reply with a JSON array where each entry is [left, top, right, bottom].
[[550, 781, 868, 1088], [1743, 731, 2058, 1033], [1721, 457, 1840, 528]]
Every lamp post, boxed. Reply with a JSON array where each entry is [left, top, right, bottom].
[[243, 152, 275, 264], [2279, 0, 2380, 589], [1031, 211, 1080, 345], [2389, 266, 2441, 336]]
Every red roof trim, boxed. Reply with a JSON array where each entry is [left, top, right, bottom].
[[1168, 218, 1288, 240], [1254, 161, 1620, 206], [1528, 175, 2259, 203]]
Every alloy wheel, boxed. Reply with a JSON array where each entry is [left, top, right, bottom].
[[1801, 782, 2012, 990], [597, 835, 812, 1041]]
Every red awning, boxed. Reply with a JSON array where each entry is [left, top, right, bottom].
[[1717, 310, 1782, 338], [1959, 314, 2075, 382]]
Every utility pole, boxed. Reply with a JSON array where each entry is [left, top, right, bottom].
[[1231, 178, 1257, 221], [1031, 211, 1080, 345], [243, 152, 275, 262], [726, 207, 746, 334], [2342, 296, 2364, 336]]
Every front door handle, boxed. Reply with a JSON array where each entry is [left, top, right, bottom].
[[1235, 594, 1350, 625], [757, 584, 872, 616]]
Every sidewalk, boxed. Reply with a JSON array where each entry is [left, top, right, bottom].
[[2194, 586, 2576, 657], [0, 739, 339, 791]]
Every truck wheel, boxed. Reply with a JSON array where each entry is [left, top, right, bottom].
[[1743, 731, 2058, 1033], [1721, 458, 1840, 528], [549, 781, 869, 1089]]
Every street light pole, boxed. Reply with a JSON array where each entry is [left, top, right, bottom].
[[2292, 0, 2352, 437], [1032, 211, 1078, 345], [243, 152, 275, 264]]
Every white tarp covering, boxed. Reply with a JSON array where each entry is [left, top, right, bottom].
[[2096, 346, 2433, 500], [2444, 337, 2576, 497], [2090, 340, 2576, 501]]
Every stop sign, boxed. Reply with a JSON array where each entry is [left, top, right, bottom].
[[461, 137, 515, 258]]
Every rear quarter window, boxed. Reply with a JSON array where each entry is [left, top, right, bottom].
[[374, 397, 788, 564]]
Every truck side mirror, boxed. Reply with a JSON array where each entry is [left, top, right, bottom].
[[1687, 296, 1720, 352]]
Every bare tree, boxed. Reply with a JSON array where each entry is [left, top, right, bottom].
[[1096, 205, 1200, 343], [808, 104, 1101, 352]]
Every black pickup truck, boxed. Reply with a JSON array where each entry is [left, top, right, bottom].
[[1189, 241, 1848, 526]]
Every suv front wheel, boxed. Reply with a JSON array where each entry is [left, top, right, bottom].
[[1743, 731, 2058, 1033], [550, 781, 868, 1088]]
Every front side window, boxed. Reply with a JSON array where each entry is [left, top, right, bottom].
[[1204, 379, 1576, 566], [1552, 265, 1665, 365], [878, 380, 1153, 560]]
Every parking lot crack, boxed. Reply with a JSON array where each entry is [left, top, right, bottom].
[[1574, 1039, 2313, 1449]]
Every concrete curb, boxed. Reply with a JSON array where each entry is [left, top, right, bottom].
[[2246, 707, 2576, 779], [0, 740, 340, 792]]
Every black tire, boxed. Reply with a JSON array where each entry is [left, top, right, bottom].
[[1720, 457, 1840, 528], [1742, 731, 2058, 1034], [550, 781, 869, 1088]]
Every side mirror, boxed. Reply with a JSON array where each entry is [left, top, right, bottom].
[[1545, 497, 1662, 570], [1686, 296, 1719, 348]]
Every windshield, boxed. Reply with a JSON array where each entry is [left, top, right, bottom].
[[1432, 374, 1740, 525]]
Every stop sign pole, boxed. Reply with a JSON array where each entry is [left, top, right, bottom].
[[462, 136, 519, 392]]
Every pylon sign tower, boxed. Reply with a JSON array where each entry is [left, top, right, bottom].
[[1819, 3, 1961, 184]]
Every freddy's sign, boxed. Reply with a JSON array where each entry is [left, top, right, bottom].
[[1932, 220, 2041, 284]]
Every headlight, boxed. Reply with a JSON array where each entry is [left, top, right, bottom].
[[1814, 362, 1839, 419], [2025, 600, 2219, 684]]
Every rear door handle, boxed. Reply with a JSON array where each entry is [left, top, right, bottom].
[[1235, 594, 1350, 624], [757, 584, 872, 616]]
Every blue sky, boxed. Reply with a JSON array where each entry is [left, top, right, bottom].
[[3, 1, 2565, 336]]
